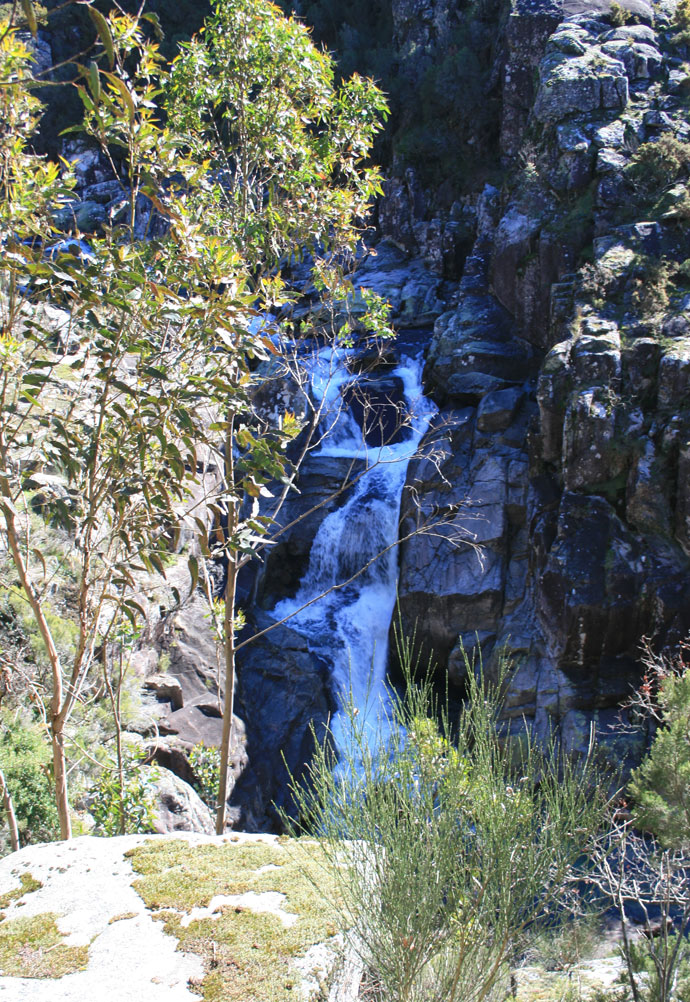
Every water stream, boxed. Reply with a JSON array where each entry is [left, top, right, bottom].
[[272, 345, 436, 762]]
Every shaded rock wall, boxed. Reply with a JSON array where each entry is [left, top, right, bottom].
[[392, 0, 690, 765]]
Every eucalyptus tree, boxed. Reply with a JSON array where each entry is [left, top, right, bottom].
[[165, 0, 389, 833], [0, 11, 262, 838], [0, 0, 390, 838]]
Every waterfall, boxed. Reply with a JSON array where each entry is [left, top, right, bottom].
[[272, 346, 436, 762]]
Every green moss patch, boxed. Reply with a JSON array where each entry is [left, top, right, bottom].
[[0, 912, 89, 978], [127, 838, 340, 1002], [0, 872, 42, 910]]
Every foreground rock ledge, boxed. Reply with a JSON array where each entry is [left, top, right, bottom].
[[0, 833, 349, 1002]]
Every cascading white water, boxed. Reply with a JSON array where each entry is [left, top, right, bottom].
[[272, 346, 436, 762]]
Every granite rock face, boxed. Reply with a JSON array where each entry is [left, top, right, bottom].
[[379, 0, 690, 766]]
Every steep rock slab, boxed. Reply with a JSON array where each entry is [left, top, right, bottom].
[[232, 615, 333, 831]]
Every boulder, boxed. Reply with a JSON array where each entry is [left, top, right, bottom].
[[349, 240, 446, 325], [571, 324, 621, 389], [534, 24, 629, 125], [144, 674, 184, 711], [477, 387, 525, 432], [424, 296, 533, 404], [150, 767, 214, 835]]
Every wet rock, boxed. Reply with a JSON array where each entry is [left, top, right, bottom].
[[350, 240, 446, 324], [343, 375, 407, 447], [232, 615, 333, 830], [149, 766, 214, 835], [258, 456, 365, 605], [448, 631, 496, 685]]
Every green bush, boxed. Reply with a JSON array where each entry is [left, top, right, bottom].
[[675, 0, 690, 31], [627, 136, 690, 197], [189, 743, 221, 811], [629, 666, 690, 850], [289, 644, 609, 1002], [89, 753, 159, 837], [0, 720, 59, 850]]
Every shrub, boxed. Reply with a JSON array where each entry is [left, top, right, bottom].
[[288, 644, 609, 1002], [189, 743, 221, 811], [675, 0, 690, 31], [610, 2, 633, 26], [89, 753, 159, 837], [629, 657, 690, 850], [630, 257, 674, 319], [627, 136, 690, 197], [0, 720, 59, 851]]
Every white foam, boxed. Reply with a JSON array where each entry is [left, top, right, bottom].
[[273, 351, 435, 767]]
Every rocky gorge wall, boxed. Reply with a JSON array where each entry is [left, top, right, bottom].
[[384, 0, 690, 768], [157, 0, 690, 820], [11, 0, 690, 835], [246, 0, 690, 794]]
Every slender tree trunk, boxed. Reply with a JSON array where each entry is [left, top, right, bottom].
[[50, 716, 72, 840], [1, 485, 72, 839], [0, 769, 20, 852], [103, 645, 126, 834], [215, 553, 237, 834], [216, 414, 237, 835]]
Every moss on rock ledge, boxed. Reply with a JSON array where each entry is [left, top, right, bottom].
[[127, 837, 340, 1002]]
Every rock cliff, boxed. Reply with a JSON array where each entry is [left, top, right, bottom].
[[386, 0, 690, 764]]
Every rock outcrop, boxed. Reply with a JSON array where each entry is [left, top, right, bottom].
[[389, 0, 690, 763], [0, 833, 349, 1001]]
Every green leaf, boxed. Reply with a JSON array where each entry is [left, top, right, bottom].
[[88, 7, 115, 69], [88, 61, 101, 104], [188, 554, 200, 594], [20, 0, 37, 38], [142, 11, 164, 40]]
